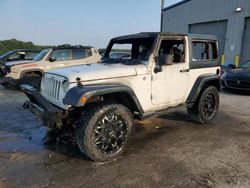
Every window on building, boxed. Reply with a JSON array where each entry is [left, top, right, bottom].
[[158, 39, 185, 63]]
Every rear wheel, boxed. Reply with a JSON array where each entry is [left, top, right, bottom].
[[76, 103, 134, 162], [188, 86, 219, 124]]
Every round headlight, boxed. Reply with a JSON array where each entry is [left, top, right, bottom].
[[62, 79, 70, 92]]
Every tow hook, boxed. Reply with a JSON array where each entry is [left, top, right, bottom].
[[23, 101, 30, 109]]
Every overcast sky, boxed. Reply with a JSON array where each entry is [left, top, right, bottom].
[[0, 0, 181, 48]]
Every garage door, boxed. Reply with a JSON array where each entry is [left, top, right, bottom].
[[189, 21, 228, 56], [241, 18, 250, 64]]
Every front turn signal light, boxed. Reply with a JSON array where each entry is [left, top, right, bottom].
[[80, 96, 88, 104]]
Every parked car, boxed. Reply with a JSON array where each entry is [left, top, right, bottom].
[[221, 60, 250, 91], [0, 49, 40, 76], [220, 64, 236, 75], [0, 45, 101, 89], [22, 32, 220, 162], [0, 49, 40, 64]]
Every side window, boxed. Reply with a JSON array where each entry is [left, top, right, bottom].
[[72, 48, 92, 60], [158, 39, 185, 63], [25, 52, 38, 60], [50, 49, 69, 61], [6, 52, 24, 61], [86, 48, 92, 57], [210, 42, 218, 60], [110, 44, 132, 59], [192, 41, 218, 61]]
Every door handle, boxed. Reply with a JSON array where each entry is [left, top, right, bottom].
[[180, 69, 190, 73]]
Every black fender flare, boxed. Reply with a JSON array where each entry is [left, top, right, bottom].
[[63, 84, 144, 114], [186, 74, 220, 108], [20, 69, 44, 78]]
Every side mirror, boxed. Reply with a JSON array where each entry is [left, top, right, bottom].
[[49, 57, 56, 62], [158, 54, 173, 66], [154, 54, 173, 73]]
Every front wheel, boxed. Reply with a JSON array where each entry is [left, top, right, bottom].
[[76, 103, 134, 162], [188, 86, 219, 124]]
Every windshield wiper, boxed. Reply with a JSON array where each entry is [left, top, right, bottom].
[[100, 58, 144, 65]]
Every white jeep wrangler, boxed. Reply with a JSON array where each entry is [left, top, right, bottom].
[[22, 32, 221, 161]]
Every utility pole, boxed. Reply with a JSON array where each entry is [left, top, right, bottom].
[[160, 0, 165, 32]]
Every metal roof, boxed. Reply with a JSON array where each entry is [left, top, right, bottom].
[[162, 0, 191, 11]]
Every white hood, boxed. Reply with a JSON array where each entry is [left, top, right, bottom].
[[48, 63, 142, 82]]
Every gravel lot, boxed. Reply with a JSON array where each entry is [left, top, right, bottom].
[[0, 86, 250, 188]]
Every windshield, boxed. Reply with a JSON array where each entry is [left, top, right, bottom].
[[240, 61, 250, 68], [0, 51, 17, 59], [102, 37, 156, 65], [34, 49, 49, 61]]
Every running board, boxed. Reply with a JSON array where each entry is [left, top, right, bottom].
[[139, 104, 185, 120]]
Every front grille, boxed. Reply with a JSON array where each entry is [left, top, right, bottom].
[[226, 79, 250, 90], [41, 75, 62, 103]]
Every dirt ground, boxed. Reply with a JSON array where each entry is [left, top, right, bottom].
[[0, 86, 250, 188]]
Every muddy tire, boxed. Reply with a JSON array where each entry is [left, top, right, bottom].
[[187, 86, 219, 124], [76, 103, 134, 162]]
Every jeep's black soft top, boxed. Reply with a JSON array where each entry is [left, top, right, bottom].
[[111, 32, 217, 42]]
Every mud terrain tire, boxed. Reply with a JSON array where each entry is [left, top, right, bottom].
[[188, 86, 219, 124], [76, 103, 134, 162]]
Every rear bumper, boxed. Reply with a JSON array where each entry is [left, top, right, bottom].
[[21, 84, 63, 128]]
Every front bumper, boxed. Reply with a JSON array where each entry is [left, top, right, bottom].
[[223, 79, 250, 91], [21, 84, 63, 128], [0, 76, 15, 85]]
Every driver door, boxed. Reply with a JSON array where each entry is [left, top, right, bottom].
[[151, 36, 190, 107]]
